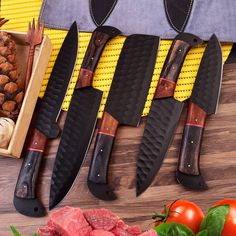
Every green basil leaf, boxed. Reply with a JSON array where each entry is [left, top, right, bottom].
[[154, 222, 195, 236], [33, 233, 40, 236], [10, 226, 21, 236], [197, 204, 230, 236]]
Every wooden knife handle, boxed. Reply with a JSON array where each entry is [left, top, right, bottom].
[[88, 112, 118, 184], [15, 129, 47, 199], [178, 102, 207, 175], [155, 33, 201, 99], [76, 26, 121, 89]]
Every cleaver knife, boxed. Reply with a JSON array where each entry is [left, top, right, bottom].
[[87, 34, 160, 201], [176, 34, 223, 190], [13, 22, 78, 217], [49, 26, 121, 210], [136, 33, 202, 196]]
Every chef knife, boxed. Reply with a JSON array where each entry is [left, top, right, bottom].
[[90, 0, 118, 26], [13, 22, 78, 217], [136, 33, 202, 196], [49, 26, 121, 210], [176, 34, 223, 190], [87, 34, 160, 200]]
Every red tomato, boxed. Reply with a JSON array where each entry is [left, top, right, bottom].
[[154, 200, 204, 234], [214, 200, 236, 236]]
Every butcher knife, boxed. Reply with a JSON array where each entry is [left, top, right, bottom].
[[136, 33, 202, 196], [49, 26, 121, 210], [13, 22, 78, 217], [176, 34, 223, 190], [87, 34, 160, 201], [90, 0, 118, 26]]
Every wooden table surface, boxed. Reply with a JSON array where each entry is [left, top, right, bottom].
[[0, 63, 235, 235]]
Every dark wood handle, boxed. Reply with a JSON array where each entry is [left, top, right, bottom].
[[178, 103, 207, 175], [88, 112, 118, 184], [15, 129, 47, 199], [76, 27, 120, 89], [24, 46, 35, 92], [154, 39, 191, 99]]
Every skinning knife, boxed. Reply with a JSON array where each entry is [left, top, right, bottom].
[[136, 33, 202, 196], [49, 26, 121, 210], [13, 22, 78, 217], [87, 34, 160, 201], [176, 34, 223, 190]]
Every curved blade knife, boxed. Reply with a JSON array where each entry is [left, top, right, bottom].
[[13, 22, 79, 217], [176, 34, 223, 190], [164, 0, 194, 33], [90, 0, 118, 26], [49, 26, 121, 210], [136, 33, 202, 196], [87, 34, 160, 201]]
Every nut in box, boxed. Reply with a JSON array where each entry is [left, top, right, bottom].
[[0, 28, 52, 158]]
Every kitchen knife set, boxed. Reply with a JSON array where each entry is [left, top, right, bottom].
[[13, 22, 223, 217]]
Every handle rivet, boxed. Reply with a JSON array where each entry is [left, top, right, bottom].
[[187, 164, 191, 168], [97, 173, 100, 177], [172, 66, 175, 70], [190, 140, 194, 144], [195, 118, 198, 122], [100, 149, 103, 152], [91, 57, 94, 61], [28, 163, 31, 166], [34, 142, 38, 145], [178, 48, 182, 52]]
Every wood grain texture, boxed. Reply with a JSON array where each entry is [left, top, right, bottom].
[[0, 64, 235, 235]]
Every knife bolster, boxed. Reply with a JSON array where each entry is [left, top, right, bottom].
[[76, 68, 94, 89], [28, 129, 47, 152], [178, 103, 207, 176], [99, 112, 119, 136], [186, 102, 207, 127], [154, 78, 176, 99]]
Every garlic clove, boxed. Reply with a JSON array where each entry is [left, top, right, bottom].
[[0, 117, 15, 148]]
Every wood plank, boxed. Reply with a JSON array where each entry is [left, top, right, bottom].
[[0, 63, 235, 235]]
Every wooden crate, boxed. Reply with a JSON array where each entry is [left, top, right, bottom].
[[0, 30, 52, 158]]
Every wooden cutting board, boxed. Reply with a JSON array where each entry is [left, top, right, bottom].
[[0, 63, 235, 235]]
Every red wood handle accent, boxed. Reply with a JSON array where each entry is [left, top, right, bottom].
[[75, 68, 94, 89], [154, 78, 176, 99], [27, 128, 47, 152], [186, 102, 207, 128], [98, 112, 119, 136]]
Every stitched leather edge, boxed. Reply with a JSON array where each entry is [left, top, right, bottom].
[[89, 0, 118, 26], [164, 0, 194, 33]]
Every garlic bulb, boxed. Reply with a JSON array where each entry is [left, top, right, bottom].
[[0, 117, 15, 148]]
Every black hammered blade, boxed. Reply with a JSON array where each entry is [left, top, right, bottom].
[[105, 34, 159, 126], [137, 98, 184, 196], [164, 0, 194, 32], [35, 22, 78, 138], [49, 87, 102, 210], [90, 0, 118, 26], [190, 34, 223, 115]]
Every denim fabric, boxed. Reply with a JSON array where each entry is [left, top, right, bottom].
[[39, 0, 236, 42]]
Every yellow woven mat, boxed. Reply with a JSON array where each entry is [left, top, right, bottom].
[[1, 0, 232, 118]]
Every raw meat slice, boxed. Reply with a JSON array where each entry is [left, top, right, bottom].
[[90, 229, 115, 236], [139, 229, 157, 236], [50, 207, 92, 236], [126, 226, 142, 235], [111, 220, 142, 236], [84, 208, 119, 231]]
